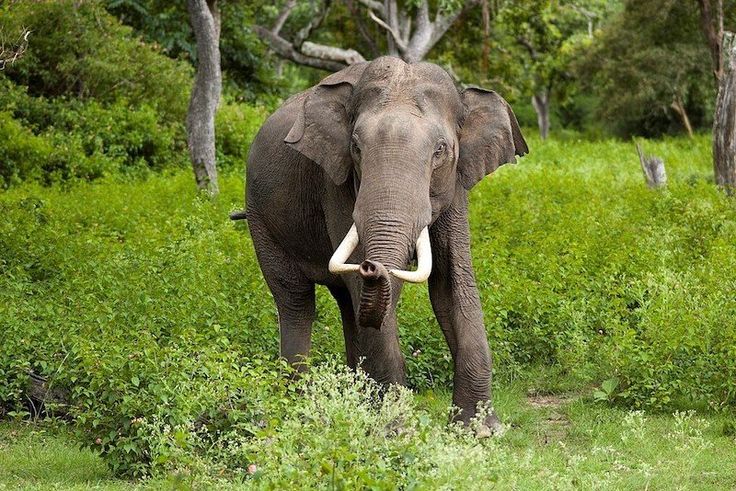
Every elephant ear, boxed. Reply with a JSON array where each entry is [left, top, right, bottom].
[[457, 87, 528, 190], [285, 63, 368, 185]]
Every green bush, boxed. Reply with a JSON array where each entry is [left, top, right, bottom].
[[215, 101, 270, 172], [0, 0, 199, 187], [1, 0, 191, 119]]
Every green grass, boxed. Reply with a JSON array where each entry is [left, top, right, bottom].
[[3, 386, 736, 490], [0, 423, 130, 490], [2, 133, 736, 485]]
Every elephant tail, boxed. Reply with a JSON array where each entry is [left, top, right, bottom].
[[229, 210, 248, 221]]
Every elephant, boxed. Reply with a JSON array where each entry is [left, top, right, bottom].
[[235, 56, 527, 432]]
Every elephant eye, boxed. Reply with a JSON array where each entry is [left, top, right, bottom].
[[433, 141, 447, 159]]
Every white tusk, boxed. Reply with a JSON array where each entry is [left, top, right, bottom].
[[389, 227, 432, 283], [328, 223, 361, 275]]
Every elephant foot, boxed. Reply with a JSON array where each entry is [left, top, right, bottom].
[[452, 406, 505, 438], [475, 411, 505, 438]]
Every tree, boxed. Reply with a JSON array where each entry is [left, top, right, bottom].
[[695, 1, 736, 189], [696, 0, 725, 80], [254, 0, 481, 69], [713, 32, 735, 189], [187, 0, 221, 195], [106, 0, 279, 100], [492, 0, 613, 139], [579, 0, 714, 137]]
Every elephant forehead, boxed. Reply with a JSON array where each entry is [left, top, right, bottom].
[[353, 59, 461, 118]]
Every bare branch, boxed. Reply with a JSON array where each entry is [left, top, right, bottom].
[[254, 25, 351, 71], [368, 9, 407, 52], [356, 0, 385, 16], [301, 41, 365, 64], [0, 27, 30, 70], [272, 0, 297, 35], [293, 0, 332, 48]]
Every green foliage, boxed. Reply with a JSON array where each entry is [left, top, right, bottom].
[[215, 101, 270, 172], [5, 396, 736, 490], [577, 0, 717, 136], [105, 0, 283, 100], [0, 79, 187, 186], [0, 2, 270, 188], [1, 0, 191, 116]]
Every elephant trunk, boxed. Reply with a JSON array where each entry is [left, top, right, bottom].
[[357, 260, 391, 329]]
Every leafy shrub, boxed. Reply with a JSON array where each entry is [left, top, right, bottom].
[[0, 65, 266, 187], [135, 362, 507, 488], [0, 92, 188, 186], [215, 101, 270, 172], [0, 0, 198, 187], [1, 0, 191, 120]]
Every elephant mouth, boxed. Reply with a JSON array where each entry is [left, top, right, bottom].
[[328, 223, 432, 283]]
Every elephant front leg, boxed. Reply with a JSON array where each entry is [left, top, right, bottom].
[[428, 193, 502, 434], [249, 218, 315, 371]]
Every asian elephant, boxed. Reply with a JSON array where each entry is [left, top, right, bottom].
[[235, 56, 527, 432]]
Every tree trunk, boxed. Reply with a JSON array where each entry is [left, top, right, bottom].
[[714, 32, 736, 190], [187, 0, 221, 196], [671, 95, 694, 138], [697, 0, 724, 80], [532, 90, 550, 140], [636, 142, 667, 188], [481, 0, 490, 74]]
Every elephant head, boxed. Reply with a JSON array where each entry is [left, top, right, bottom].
[[285, 57, 527, 337]]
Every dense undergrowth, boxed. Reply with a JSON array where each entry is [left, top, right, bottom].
[[0, 1, 267, 187], [2, 133, 736, 478]]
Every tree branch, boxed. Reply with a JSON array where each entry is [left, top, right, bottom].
[[402, 0, 478, 62], [272, 0, 297, 35], [293, 0, 332, 48], [0, 27, 30, 70], [254, 25, 352, 71], [356, 0, 385, 16], [368, 9, 407, 52], [301, 41, 365, 64]]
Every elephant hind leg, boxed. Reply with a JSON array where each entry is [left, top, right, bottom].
[[249, 219, 315, 370]]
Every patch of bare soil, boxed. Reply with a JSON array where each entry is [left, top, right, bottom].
[[526, 394, 572, 409], [526, 392, 576, 445]]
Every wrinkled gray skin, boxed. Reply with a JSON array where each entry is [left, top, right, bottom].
[[243, 57, 527, 430]]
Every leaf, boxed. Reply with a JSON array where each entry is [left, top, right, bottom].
[[602, 377, 619, 395], [593, 390, 608, 402]]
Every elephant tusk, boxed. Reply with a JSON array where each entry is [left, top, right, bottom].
[[388, 227, 432, 283], [328, 223, 361, 275], [328, 224, 432, 283]]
